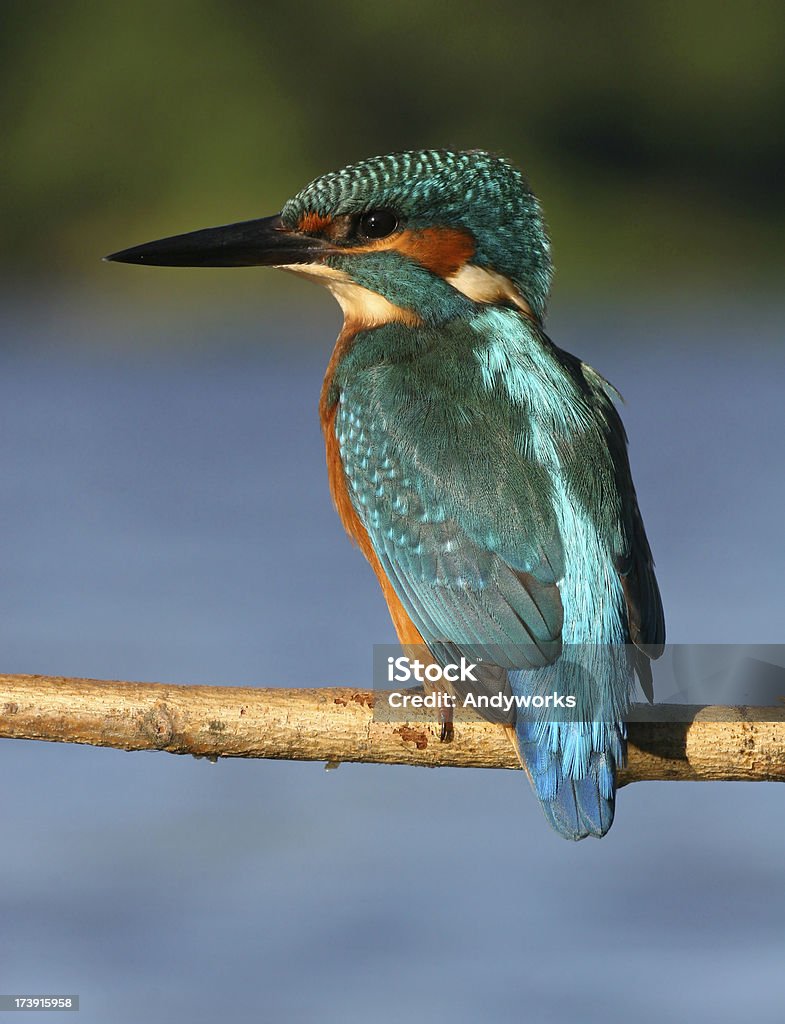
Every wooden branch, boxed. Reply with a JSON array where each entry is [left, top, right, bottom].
[[1, 673, 784, 784]]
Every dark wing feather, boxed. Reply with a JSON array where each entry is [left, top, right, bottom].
[[579, 362, 665, 699]]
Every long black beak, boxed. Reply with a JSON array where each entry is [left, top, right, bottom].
[[105, 214, 333, 267]]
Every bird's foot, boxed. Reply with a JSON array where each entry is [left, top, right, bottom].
[[438, 704, 454, 743]]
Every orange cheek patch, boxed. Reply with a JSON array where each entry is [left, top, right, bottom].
[[357, 227, 476, 279], [298, 211, 333, 234]]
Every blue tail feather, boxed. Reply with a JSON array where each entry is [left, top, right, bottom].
[[511, 663, 628, 841], [517, 722, 622, 839]]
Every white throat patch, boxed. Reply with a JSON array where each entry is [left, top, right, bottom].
[[279, 263, 421, 328]]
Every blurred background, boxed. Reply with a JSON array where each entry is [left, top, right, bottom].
[[2, 2, 784, 1022]]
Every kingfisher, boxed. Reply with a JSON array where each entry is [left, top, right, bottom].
[[107, 149, 664, 840]]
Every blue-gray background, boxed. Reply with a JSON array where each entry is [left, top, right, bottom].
[[3, 2, 785, 1021], [2, 296, 784, 1023]]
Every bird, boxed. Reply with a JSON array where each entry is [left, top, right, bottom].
[[106, 149, 664, 840]]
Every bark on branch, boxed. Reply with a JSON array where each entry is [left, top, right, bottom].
[[1, 673, 784, 784]]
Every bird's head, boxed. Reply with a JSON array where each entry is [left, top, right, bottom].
[[107, 149, 552, 327]]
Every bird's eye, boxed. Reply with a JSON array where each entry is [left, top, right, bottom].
[[358, 209, 399, 240]]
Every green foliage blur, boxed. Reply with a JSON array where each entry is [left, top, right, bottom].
[[4, 0, 785, 300]]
